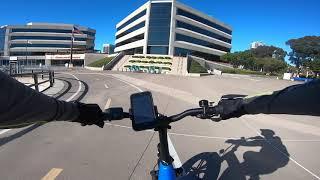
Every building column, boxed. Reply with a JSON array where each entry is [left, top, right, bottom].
[[143, 1, 152, 55], [168, 1, 177, 56]]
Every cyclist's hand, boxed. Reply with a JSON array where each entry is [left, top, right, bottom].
[[217, 96, 247, 120], [73, 102, 104, 128]]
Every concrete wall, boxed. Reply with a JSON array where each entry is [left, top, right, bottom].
[[84, 53, 109, 66]]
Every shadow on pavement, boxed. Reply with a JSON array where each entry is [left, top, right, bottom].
[[181, 129, 290, 180], [0, 123, 42, 147]]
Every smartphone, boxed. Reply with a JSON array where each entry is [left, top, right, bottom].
[[130, 91, 157, 131]]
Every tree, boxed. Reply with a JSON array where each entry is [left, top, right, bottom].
[[221, 53, 237, 63], [310, 59, 320, 75], [262, 58, 287, 74], [286, 36, 320, 67], [250, 45, 287, 61]]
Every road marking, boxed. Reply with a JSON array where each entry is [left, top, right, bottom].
[[168, 135, 182, 168], [41, 168, 63, 180], [61, 73, 82, 102], [104, 84, 109, 89], [0, 129, 11, 135], [104, 98, 112, 109], [242, 119, 320, 180]]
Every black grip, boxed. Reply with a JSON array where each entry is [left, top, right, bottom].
[[104, 108, 125, 121]]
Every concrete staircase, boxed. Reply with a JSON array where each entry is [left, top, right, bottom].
[[170, 56, 188, 76], [111, 55, 131, 71]]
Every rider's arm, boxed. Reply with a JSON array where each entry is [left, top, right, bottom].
[[218, 80, 320, 119], [0, 71, 80, 128], [244, 80, 320, 116]]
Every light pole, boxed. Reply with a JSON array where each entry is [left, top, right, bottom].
[[25, 40, 32, 66]]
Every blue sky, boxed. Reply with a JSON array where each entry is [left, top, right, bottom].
[[1, 0, 319, 53]]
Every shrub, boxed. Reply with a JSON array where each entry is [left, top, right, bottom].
[[149, 61, 155, 64], [162, 67, 172, 71], [124, 65, 131, 68], [221, 68, 266, 75], [129, 60, 136, 63], [158, 57, 164, 59], [146, 56, 152, 59], [165, 57, 172, 59]]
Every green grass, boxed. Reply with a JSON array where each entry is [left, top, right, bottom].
[[88, 57, 114, 67], [188, 60, 208, 73], [221, 68, 266, 75]]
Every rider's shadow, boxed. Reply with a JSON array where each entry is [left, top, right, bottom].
[[181, 129, 290, 180]]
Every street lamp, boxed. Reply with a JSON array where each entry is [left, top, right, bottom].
[[25, 40, 32, 66]]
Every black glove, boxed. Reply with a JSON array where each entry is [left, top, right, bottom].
[[217, 95, 247, 120], [73, 102, 105, 128]]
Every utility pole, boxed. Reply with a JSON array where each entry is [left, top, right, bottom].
[[69, 26, 74, 68]]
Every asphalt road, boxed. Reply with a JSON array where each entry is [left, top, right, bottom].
[[0, 70, 319, 180]]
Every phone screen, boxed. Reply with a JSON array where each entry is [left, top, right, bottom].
[[132, 93, 155, 124]]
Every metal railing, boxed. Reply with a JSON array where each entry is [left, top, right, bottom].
[[11, 70, 55, 92]]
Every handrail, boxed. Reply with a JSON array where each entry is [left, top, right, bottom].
[[12, 70, 55, 92]]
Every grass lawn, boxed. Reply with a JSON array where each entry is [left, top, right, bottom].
[[88, 57, 114, 67], [188, 60, 208, 73]]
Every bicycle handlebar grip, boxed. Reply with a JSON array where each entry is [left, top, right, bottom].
[[104, 108, 125, 121]]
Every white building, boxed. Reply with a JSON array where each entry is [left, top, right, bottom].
[[250, 41, 265, 49], [114, 0, 232, 61]]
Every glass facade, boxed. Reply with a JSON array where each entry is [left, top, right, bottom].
[[0, 27, 5, 53], [117, 10, 147, 31], [10, 44, 86, 48], [116, 22, 145, 39], [115, 33, 144, 47], [176, 21, 231, 44], [11, 28, 95, 36], [175, 33, 231, 52], [177, 9, 232, 35], [10, 36, 87, 41], [147, 2, 172, 54], [174, 47, 221, 61]]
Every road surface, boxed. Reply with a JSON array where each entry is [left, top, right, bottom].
[[0, 69, 319, 180]]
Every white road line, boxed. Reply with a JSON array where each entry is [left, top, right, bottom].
[[168, 135, 182, 168], [104, 84, 109, 89], [85, 73, 183, 168], [104, 98, 112, 109], [242, 119, 320, 180], [63, 73, 82, 102], [0, 129, 11, 135]]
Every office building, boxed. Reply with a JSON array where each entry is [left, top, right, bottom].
[[114, 0, 232, 61], [0, 22, 96, 66], [102, 44, 115, 54]]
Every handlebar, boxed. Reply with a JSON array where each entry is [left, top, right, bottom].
[[104, 104, 221, 123]]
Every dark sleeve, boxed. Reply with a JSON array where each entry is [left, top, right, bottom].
[[0, 71, 79, 129], [243, 80, 320, 116]]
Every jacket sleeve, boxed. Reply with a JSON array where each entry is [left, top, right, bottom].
[[243, 80, 320, 116], [0, 71, 79, 129]]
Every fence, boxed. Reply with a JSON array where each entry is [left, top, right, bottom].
[[10, 70, 55, 92]]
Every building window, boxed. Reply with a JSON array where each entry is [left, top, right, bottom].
[[117, 10, 147, 31], [0, 27, 5, 52], [147, 2, 172, 54], [175, 33, 231, 52], [174, 47, 221, 61], [177, 9, 232, 35], [176, 21, 231, 44], [10, 36, 88, 41], [11, 28, 95, 36], [115, 33, 144, 47], [116, 22, 145, 39], [123, 46, 143, 55], [10, 44, 85, 48], [147, 46, 169, 54]]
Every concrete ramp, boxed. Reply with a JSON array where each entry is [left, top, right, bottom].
[[111, 55, 131, 71]]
